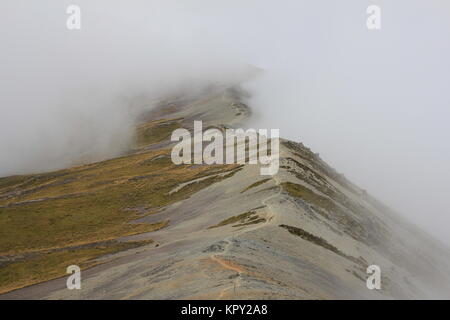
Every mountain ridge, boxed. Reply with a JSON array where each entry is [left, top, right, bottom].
[[1, 86, 450, 299]]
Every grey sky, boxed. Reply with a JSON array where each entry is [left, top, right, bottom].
[[1, 1, 449, 244]]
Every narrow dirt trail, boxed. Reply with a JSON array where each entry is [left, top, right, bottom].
[[211, 238, 242, 299], [261, 175, 282, 225], [211, 174, 283, 299]]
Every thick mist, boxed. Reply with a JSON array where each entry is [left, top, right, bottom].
[[1, 1, 449, 245], [0, 0, 247, 175]]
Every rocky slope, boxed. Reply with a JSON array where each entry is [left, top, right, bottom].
[[1, 86, 450, 299]]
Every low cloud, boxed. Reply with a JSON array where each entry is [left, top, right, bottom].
[[1, 0, 450, 246]]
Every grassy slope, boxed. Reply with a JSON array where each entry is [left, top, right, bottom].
[[0, 117, 239, 293]]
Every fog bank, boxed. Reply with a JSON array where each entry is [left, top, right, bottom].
[[1, 1, 450, 245]]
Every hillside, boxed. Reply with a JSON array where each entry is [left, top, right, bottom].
[[1, 87, 450, 299]]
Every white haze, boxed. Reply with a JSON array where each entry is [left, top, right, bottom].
[[1, 1, 450, 245]]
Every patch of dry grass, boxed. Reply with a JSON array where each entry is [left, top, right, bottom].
[[0, 240, 152, 294], [135, 119, 181, 147], [241, 178, 271, 193], [281, 182, 336, 212], [208, 209, 266, 229], [0, 117, 240, 293]]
